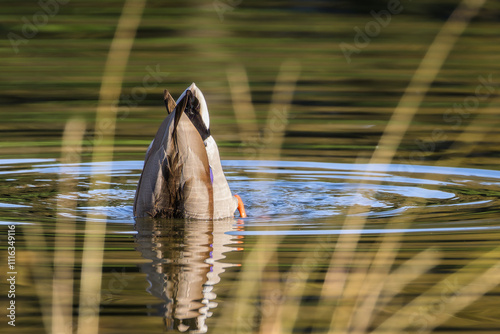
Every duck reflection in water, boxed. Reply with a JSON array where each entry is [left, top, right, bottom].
[[134, 217, 240, 333]]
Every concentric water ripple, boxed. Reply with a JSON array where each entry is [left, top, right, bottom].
[[1, 159, 499, 236]]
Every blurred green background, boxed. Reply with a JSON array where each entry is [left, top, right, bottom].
[[1, 0, 500, 164]]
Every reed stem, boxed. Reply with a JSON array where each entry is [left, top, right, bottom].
[[76, 1, 146, 333]]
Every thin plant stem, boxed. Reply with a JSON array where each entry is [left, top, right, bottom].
[[263, 59, 301, 159], [228, 59, 300, 161], [212, 235, 282, 334], [275, 256, 315, 334], [379, 247, 441, 305], [76, 1, 146, 333], [227, 64, 259, 138], [52, 118, 85, 334]]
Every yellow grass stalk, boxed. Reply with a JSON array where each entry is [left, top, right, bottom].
[[346, 224, 410, 334], [212, 235, 283, 334], [320, 204, 367, 299], [22, 119, 86, 334], [380, 247, 441, 304], [52, 118, 85, 334], [227, 64, 260, 138], [272, 256, 314, 334], [76, 1, 146, 333], [234, 236, 282, 332], [350, 246, 441, 334], [263, 59, 301, 158], [228, 59, 300, 160]]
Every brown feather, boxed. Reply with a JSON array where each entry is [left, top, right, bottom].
[[163, 89, 177, 114]]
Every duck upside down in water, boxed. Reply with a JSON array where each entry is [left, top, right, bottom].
[[133, 83, 247, 219]]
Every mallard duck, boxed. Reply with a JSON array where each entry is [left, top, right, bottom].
[[133, 83, 246, 219]]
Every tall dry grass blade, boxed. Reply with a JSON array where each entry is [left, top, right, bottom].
[[261, 59, 301, 159], [22, 128, 88, 332], [52, 118, 85, 334], [350, 246, 441, 334], [320, 155, 374, 307], [76, 1, 146, 334], [212, 235, 282, 334], [377, 247, 440, 310], [257, 254, 284, 334], [227, 64, 259, 139], [372, 246, 500, 334], [235, 237, 282, 332], [346, 223, 409, 334], [228, 59, 300, 161], [273, 256, 315, 334], [326, 227, 376, 333], [348, 74, 495, 334], [320, 204, 367, 298]]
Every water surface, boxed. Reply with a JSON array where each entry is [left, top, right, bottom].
[[2, 158, 500, 333]]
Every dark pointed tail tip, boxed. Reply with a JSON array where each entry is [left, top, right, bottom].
[[234, 194, 247, 218]]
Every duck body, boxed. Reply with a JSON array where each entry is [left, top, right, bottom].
[[133, 83, 245, 219]]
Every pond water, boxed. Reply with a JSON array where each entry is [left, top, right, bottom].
[[2, 1, 500, 333], [2, 158, 500, 333]]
